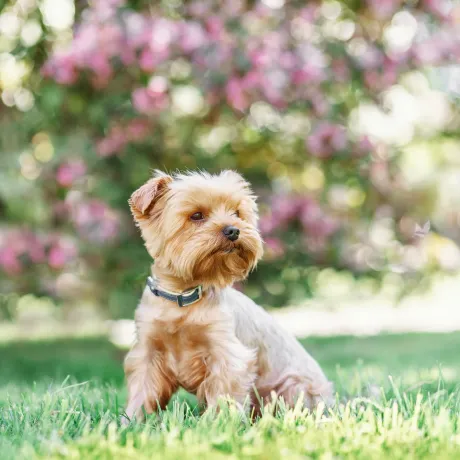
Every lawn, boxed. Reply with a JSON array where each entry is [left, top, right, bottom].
[[1, 332, 460, 459]]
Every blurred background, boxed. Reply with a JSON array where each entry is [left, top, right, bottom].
[[1, 0, 460, 346]]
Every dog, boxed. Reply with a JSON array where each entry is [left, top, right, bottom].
[[123, 170, 333, 421]]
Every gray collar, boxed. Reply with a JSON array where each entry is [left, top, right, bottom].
[[146, 276, 203, 307]]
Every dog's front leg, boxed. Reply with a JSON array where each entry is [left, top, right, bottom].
[[123, 342, 177, 423], [197, 340, 257, 411]]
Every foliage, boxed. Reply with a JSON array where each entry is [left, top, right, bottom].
[[1, 0, 460, 313], [2, 333, 460, 458]]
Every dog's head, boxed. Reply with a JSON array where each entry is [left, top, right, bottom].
[[129, 170, 264, 288]]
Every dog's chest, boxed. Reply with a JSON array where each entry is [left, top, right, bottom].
[[154, 322, 211, 393]]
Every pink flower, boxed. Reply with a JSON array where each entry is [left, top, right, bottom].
[[292, 66, 326, 85], [354, 136, 374, 157], [71, 200, 120, 243], [300, 201, 339, 238], [0, 230, 49, 275], [48, 246, 66, 269], [27, 238, 46, 263], [265, 237, 285, 260], [226, 77, 249, 112], [205, 16, 225, 41], [259, 215, 278, 236], [259, 196, 307, 236], [48, 239, 77, 269], [132, 80, 169, 115], [87, 53, 112, 79], [412, 41, 443, 66], [242, 71, 261, 91], [423, 0, 452, 21], [310, 94, 330, 117], [56, 160, 87, 188], [126, 119, 150, 141], [188, 1, 212, 18], [364, 61, 398, 91], [41, 54, 78, 85], [132, 88, 156, 114], [179, 21, 206, 53], [139, 49, 156, 72], [331, 59, 351, 83], [366, 0, 401, 19], [306, 123, 347, 158], [0, 246, 22, 275], [271, 196, 304, 223]]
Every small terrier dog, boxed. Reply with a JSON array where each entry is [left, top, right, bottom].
[[123, 170, 332, 421]]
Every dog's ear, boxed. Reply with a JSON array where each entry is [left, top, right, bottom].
[[129, 173, 172, 220]]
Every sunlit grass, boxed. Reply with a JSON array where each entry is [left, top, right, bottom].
[[1, 333, 460, 459]]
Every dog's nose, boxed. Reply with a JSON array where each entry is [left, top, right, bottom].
[[222, 225, 240, 241]]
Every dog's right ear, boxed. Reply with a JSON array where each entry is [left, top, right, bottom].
[[129, 173, 173, 221]]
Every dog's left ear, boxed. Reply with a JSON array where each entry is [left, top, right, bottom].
[[129, 173, 173, 220]]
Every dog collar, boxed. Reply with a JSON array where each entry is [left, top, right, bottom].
[[146, 276, 203, 307]]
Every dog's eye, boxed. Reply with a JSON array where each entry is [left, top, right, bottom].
[[190, 212, 204, 221], [233, 210, 240, 218]]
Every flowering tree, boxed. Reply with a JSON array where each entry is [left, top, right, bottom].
[[1, 0, 459, 314]]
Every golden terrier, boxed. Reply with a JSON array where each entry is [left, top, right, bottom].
[[123, 170, 333, 421]]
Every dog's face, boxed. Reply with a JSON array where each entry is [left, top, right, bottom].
[[129, 171, 263, 287]]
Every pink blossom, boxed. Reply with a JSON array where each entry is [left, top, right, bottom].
[[271, 196, 304, 223], [71, 200, 120, 243], [300, 201, 339, 238], [126, 119, 150, 141], [132, 83, 169, 115], [124, 13, 149, 48], [27, 238, 46, 263], [205, 16, 225, 41], [241, 71, 261, 91], [0, 230, 49, 275], [299, 5, 319, 22], [48, 246, 67, 269], [188, 1, 212, 18], [96, 120, 150, 156], [149, 19, 177, 53], [355, 136, 375, 157], [364, 61, 398, 91], [48, 238, 77, 269], [366, 0, 401, 19], [139, 49, 156, 72], [132, 88, 156, 114], [280, 52, 296, 71], [98, 126, 128, 156], [423, 0, 452, 21], [86, 53, 112, 78], [355, 45, 383, 70], [259, 215, 278, 236], [292, 66, 326, 85], [331, 59, 351, 83], [179, 22, 207, 53], [265, 237, 285, 259], [412, 41, 443, 66], [0, 246, 22, 275], [56, 160, 87, 188], [306, 123, 347, 158], [310, 94, 330, 117], [42, 54, 78, 85], [226, 77, 249, 112]]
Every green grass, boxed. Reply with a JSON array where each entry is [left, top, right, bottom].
[[1, 333, 460, 459]]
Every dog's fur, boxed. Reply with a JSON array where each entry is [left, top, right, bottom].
[[123, 170, 333, 421]]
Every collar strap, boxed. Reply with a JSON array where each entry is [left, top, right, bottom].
[[146, 276, 203, 307]]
